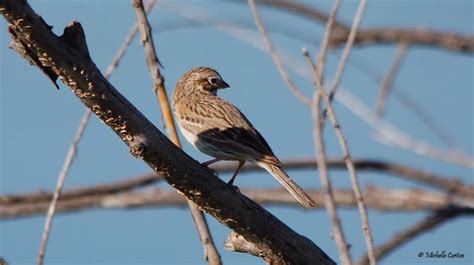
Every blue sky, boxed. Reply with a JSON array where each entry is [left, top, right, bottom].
[[1, 0, 473, 264]]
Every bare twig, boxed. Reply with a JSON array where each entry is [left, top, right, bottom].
[[36, 2, 158, 263], [306, 0, 352, 263], [37, 111, 91, 265], [315, 0, 341, 86], [374, 43, 408, 118], [247, 0, 311, 106], [4, 186, 471, 219], [312, 91, 352, 265], [356, 207, 473, 265], [0, 173, 160, 205], [304, 49, 376, 265], [327, 0, 367, 105], [132, 1, 221, 264]]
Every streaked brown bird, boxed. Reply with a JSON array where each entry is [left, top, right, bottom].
[[172, 67, 318, 208]]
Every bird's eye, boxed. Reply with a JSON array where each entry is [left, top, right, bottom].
[[209, 77, 218, 85]]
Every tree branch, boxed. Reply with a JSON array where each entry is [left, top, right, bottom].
[[305, 0, 352, 263], [374, 43, 408, 118], [2, 158, 471, 205], [3, 186, 472, 219], [304, 46, 377, 265], [256, 0, 474, 53], [0, 1, 334, 264]]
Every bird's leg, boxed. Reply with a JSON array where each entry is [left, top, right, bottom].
[[202, 158, 222, 177], [202, 158, 222, 166], [227, 161, 245, 186]]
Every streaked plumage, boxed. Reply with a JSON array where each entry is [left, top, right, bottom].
[[172, 67, 318, 208]]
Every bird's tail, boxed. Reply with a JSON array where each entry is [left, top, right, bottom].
[[259, 162, 319, 209]]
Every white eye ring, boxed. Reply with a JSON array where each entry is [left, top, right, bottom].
[[209, 77, 218, 85]]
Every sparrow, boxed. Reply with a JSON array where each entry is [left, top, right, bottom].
[[172, 67, 318, 208]]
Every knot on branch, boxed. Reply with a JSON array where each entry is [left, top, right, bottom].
[[61, 20, 92, 61], [224, 232, 267, 261], [130, 134, 148, 158]]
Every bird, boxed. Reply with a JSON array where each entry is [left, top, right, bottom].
[[172, 67, 318, 208]]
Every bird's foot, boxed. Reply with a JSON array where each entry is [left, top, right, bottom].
[[201, 162, 219, 177], [226, 182, 240, 192]]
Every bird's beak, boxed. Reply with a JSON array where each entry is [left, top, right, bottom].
[[220, 80, 230, 89]]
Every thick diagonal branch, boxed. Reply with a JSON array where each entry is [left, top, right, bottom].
[[0, 1, 334, 264]]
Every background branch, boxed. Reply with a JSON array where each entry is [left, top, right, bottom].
[[374, 43, 408, 118], [37, 109, 90, 265], [306, 0, 352, 263], [2, 158, 470, 206], [3, 186, 472, 219], [256, 0, 474, 53]]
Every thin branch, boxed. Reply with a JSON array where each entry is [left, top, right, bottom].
[[0, 173, 160, 205], [3, 187, 471, 219], [37, 111, 90, 265], [374, 43, 408, 118], [306, 0, 351, 263], [257, 0, 474, 53], [312, 88, 352, 265], [356, 207, 473, 265], [327, 0, 367, 104], [247, 0, 311, 106], [304, 49, 377, 265], [1, 1, 335, 263], [315, 0, 341, 86], [132, 1, 221, 264]]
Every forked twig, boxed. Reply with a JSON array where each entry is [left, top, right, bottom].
[[312, 91, 352, 265], [326, 0, 367, 106], [307, 0, 352, 263], [132, 1, 221, 264], [304, 50, 377, 265]]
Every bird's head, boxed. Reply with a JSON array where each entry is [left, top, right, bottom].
[[175, 67, 230, 97]]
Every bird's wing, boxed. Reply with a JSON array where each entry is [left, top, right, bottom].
[[180, 97, 280, 165]]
